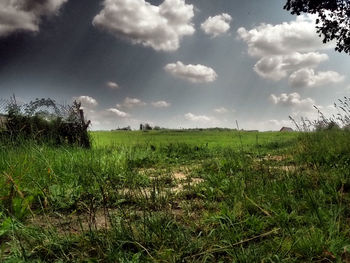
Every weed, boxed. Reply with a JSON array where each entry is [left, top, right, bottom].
[[0, 128, 349, 262]]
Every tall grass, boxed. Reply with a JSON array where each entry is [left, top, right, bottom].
[[1, 129, 349, 262]]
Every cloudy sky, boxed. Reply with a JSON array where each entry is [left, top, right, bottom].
[[0, 0, 349, 130]]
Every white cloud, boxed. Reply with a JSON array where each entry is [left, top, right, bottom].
[[84, 107, 135, 130], [254, 52, 328, 81], [237, 120, 278, 131], [107, 81, 119, 89], [74, 95, 98, 108], [270, 92, 315, 111], [185, 113, 211, 122], [118, 97, 146, 109], [164, 61, 217, 83], [289, 68, 345, 88], [92, 0, 195, 52], [201, 13, 232, 37], [237, 15, 330, 57], [151, 100, 171, 108], [238, 15, 343, 88], [107, 108, 129, 118], [0, 0, 68, 37], [336, 85, 350, 95], [268, 119, 293, 128], [240, 119, 293, 131], [214, 107, 229, 114]]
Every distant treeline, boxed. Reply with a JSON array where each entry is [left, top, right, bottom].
[[111, 125, 239, 132]]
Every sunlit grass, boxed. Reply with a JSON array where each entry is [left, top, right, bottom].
[[1, 130, 349, 262]]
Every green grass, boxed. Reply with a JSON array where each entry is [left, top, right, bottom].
[[92, 129, 297, 146], [1, 130, 350, 262], [92, 130, 298, 154]]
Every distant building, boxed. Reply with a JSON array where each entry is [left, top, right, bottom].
[[280, 127, 293, 132]]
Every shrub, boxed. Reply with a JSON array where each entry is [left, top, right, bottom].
[[1, 97, 91, 147]]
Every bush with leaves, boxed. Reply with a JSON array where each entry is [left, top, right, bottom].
[[2, 97, 91, 147]]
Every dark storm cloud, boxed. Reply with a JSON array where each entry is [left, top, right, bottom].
[[21, 0, 51, 11], [0, 0, 349, 131], [0, 0, 67, 37]]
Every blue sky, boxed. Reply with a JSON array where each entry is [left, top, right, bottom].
[[0, 0, 349, 130]]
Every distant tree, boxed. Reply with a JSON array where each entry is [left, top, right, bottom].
[[284, 0, 350, 54], [144, 123, 152, 130]]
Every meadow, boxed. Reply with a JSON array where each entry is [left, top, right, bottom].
[[1, 129, 350, 262]]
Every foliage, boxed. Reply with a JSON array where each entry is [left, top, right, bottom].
[[2, 97, 91, 148], [284, 0, 350, 54]]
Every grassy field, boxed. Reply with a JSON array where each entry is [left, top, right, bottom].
[[92, 130, 297, 149], [1, 129, 350, 262]]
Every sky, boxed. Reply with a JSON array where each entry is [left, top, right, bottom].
[[0, 0, 349, 131]]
